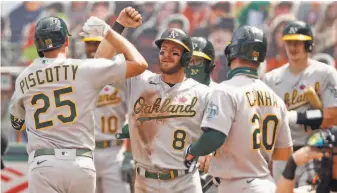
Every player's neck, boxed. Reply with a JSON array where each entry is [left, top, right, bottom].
[[161, 70, 185, 84], [288, 58, 309, 75], [43, 47, 67, 58]]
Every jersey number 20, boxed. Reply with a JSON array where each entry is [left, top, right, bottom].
[[31, 87, 77, 129], [251, 114, 279, 151]]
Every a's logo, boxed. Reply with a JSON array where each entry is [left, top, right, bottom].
[[168, 30, 179, 39], [45, 39, 53, 48], [288, 27, 298, 34], [149, 81, 160, 85], [206, 102, 219, 120], [191, 69, 199, 76]]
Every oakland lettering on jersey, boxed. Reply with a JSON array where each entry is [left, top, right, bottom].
[[245, 90, 279, 107], [284, 82, 320, 109], [97, 89, 121, 107], [133, 97, 197, 124], [20, 65, 78, 94]]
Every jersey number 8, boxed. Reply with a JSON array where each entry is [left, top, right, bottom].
[[172, 129, 187, 150], [31, 87, 77, 130], [251, 114, 279, 151]]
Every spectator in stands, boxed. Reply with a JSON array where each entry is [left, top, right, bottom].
[[314, 2, 337, 60], [90, 1, 114, 22], [8, 2, 42, 43], [238, 2, 270, 28], [68, 1, 89, 36], [183, 2, 210, 33], [208, 2, 232, 26], [208, 17, 235, 82], [266, 14, 295, 72]]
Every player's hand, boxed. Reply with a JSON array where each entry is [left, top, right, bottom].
[[80, 16, 111, 38], [184, 145, 198, 172], [199, 154, 212, 173], [292, 146, 327, 166], [116, 7, 142, 28]]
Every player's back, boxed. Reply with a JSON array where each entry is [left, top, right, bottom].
[[11, 55, 126, 153], [210, 75, 288, 180]]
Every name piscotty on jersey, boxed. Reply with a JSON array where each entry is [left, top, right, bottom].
[[9, 55, 127, 154], [118, 70, 212, 170], [263, 59, 337, 145], [19, 63, 79, 94], [94, 85, 127, 142]]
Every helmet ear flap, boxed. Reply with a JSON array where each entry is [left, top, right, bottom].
[[305, 40, 314, 52], [224, 44, 232, 67]]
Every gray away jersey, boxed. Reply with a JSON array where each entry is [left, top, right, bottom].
[[116, 70, 212, 170], [94, 85, 127, 142], [9, 55, 126, 154], [201, 75, 292, 180], [263, 59, 337, 145]]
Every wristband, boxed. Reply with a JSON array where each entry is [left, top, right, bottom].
[[282, 155, 297, 180], [111, 21, 125, 34], [297, 109, 323, 129]]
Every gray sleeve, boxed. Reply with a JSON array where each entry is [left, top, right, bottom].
[[321, 68, 337, 108], [82, 54, 127, 90], [9, 79, 25, 119], [275, 105, 293, 148], [201, 89, 236, 135]]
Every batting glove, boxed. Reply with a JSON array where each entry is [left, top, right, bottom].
[[80, 16, 111, 38], [184, 144, 198, 172]]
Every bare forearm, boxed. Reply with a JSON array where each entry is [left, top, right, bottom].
[[272, 146, 293, 161], [103, 29, 146, 65], [276, 176, 295, 193], [95, 38, 115, 59], [321, 107, 337, 128]]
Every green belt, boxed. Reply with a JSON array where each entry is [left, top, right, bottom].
[[34, 149, 93, 159], [136, 167, 188, 180], [95, 140, 122, 149]]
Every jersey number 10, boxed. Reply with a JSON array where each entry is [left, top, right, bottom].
[[251, 114, 279, 151]]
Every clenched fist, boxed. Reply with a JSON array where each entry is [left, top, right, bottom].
[[116, 7, 142, 28]]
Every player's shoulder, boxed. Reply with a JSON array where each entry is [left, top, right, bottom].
[[262, 63, 289, 83], [186, 78, 212, 91], [308, 59, 336, 74]]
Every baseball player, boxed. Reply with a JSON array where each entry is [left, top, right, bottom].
[[184, 37, 219, 193], [9, 15, 147, 193], [185, 37, 217, 87], [81, 8, 143, 193], [262, 20, 337, 186], [96, 27, 212, 192], [184, 25, 293, 193]]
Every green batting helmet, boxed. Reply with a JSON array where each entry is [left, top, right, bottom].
[[34, 16, 71, 57], [224, 25, 267, 67], [155, 28, 193, 67], [282, 21, 314, 52], [185, 37, 215, 86], [191, 37, 215, 73]]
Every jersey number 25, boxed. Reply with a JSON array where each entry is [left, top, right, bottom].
[[31, 87, 77, 130]]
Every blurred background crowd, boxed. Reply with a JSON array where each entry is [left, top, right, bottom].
[[1, 1, 337, 144]]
